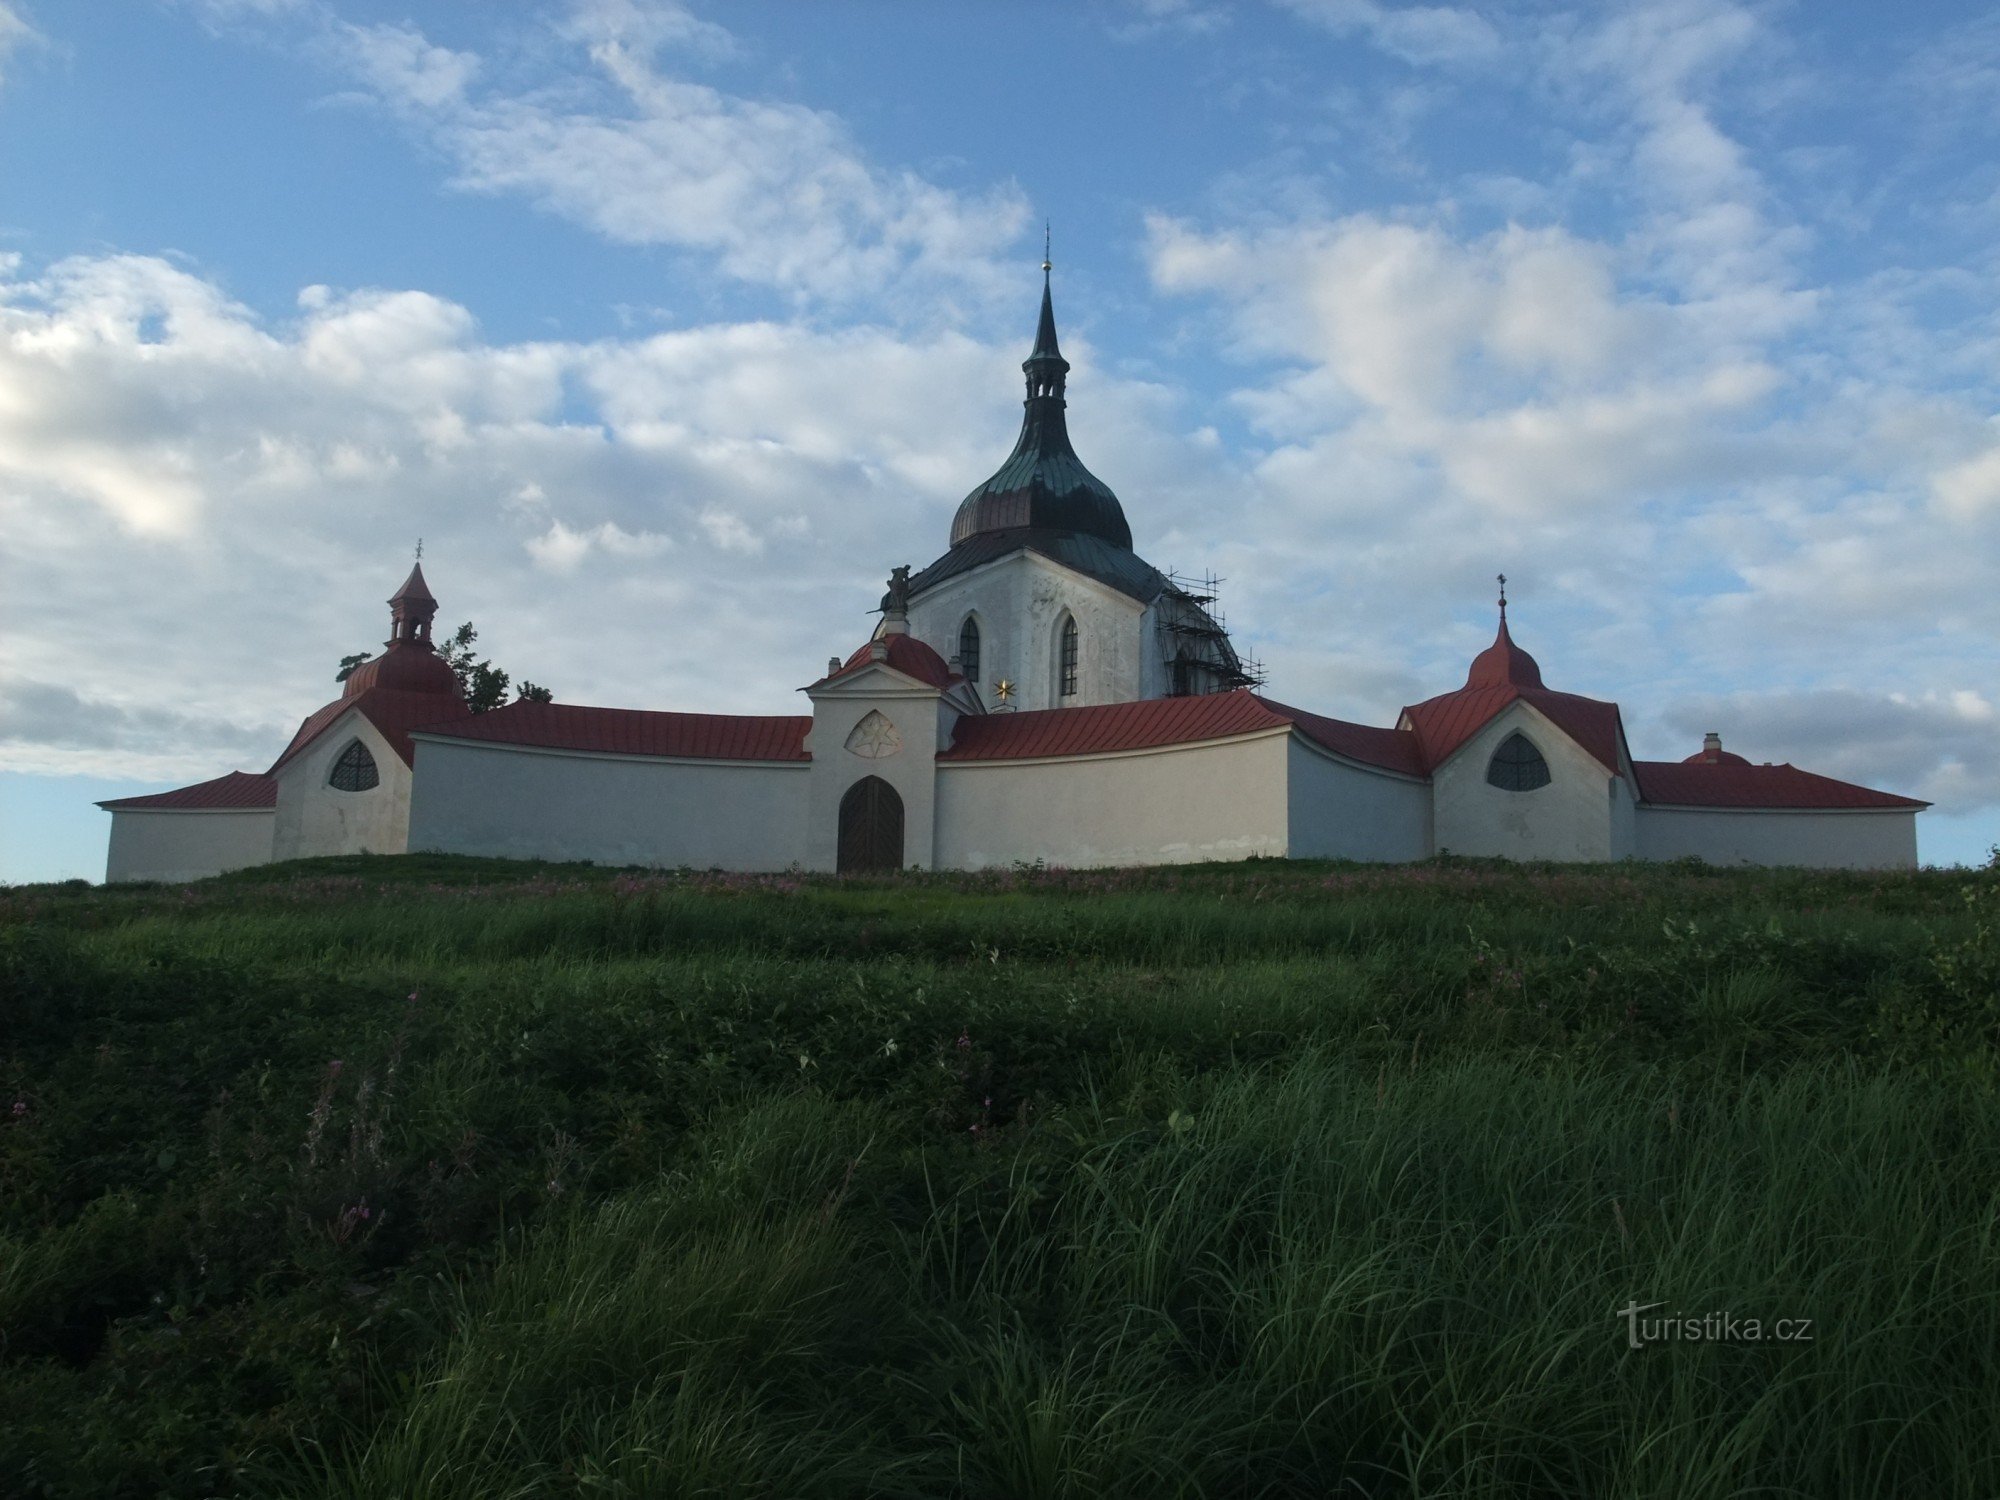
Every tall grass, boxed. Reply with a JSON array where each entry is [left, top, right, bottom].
[[2, 854, 1996, 1497]]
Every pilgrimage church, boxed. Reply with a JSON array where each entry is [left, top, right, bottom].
[[99, 266, 1927, 880]]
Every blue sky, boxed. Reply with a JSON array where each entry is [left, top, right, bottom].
[[3, 0, 1998, 880]]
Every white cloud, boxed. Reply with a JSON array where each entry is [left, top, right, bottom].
[[0, 3, 37, 89], [311, 8, 1029, 305], [1277, 0, 1502, 67], [0, 252, 1222, 779]]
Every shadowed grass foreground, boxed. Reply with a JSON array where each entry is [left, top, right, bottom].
[[3, 854, 1997, 1497]]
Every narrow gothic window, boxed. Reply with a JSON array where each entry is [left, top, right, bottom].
[[1059, 617, 1079, 698], [329, 739, 379, 792], [959, 617, 981, 682], [1487, 732, 1551, 791], [1172, 648, 1193, 697]]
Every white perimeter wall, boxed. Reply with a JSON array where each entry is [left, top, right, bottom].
[[935, 731, 1290, 869], [1634, 806, 1919, 870], [1431, 701, 1617, 862], [408, 739, 808, 870], [1285, 740, 1432, 862], [105, 809, 275, 883], [272, 710, 412, 861]]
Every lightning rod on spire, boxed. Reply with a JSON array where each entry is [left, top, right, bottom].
[[1042, 220, 1052, 274], [1497, 573, 1507, 617]]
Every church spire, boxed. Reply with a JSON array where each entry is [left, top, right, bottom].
[[1023, 227, 1069, 401], [946, 248, 1132, 551]]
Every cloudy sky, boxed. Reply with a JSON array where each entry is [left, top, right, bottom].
[[4, 0, 1998, 879]]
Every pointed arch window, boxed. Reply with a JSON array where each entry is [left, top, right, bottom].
[[958, 617, 981, 682], [1059, 617, 1079, 698], [1486, 732, 1550, 792], [1171, 647, 1193, 698], [329, 739, 380, 792]]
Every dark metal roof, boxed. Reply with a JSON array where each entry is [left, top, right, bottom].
[[949, 270, 1132, 550], [907, 527, 1170, 605]]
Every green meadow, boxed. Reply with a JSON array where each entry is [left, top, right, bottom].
[[3, 854, 1997, 1498]]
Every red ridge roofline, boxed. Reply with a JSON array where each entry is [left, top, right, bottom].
[[940, 689, 1425, 773], [1632, 760, 1928, 811], [413, 699, 812, 762], [98, 770, 277, 812]]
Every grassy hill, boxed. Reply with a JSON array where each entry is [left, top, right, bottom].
[[3, 854, 1997, 1498]]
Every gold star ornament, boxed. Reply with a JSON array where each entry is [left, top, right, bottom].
[[994, 678, 1015, 702]]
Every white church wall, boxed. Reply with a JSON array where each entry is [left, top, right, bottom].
[[1430, 701, 1616, 862], [105, 809, 276, 883], [1285, 739, 1432, 862], [408, 739, 809, 870], [803, 675, 943, 871], [934, 731, 1290, 870], [272, 710, 412, 862], [1633, 806, 1918, 870], [906, 552, 1146, 710], [1609, 773, 1639, 860]]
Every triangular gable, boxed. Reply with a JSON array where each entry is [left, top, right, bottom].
[[270, 687, 472, 773], [1400, 685, 1628, 777]]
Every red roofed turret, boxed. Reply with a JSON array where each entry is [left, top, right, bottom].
[[1465, 577, 1543, 689], [338, 558, 463, 702], [1683, 731, 1751, 767]]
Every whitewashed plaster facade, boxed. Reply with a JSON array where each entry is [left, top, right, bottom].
[[1633, 806, 1919, 870], [936, 732, 1292, 870], [1428, 700, 1632, 863], [271, 709, 413, 862], [407, 740, 809, 871], [1286, 739, 1435, 863], [104, 809, 276, 883]]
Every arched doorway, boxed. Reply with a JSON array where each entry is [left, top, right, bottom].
[[838, 775, 904, 873]]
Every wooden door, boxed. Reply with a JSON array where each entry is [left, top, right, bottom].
[[838, 776, 904, 873]]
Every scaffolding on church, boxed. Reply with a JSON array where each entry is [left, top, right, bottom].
[[1158, 570, 1265, 694]]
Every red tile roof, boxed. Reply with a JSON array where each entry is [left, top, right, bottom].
[[819, 633, 960, 691], [412, 700, 812, 762], [98, 770, 277, 812], [1401, 684, 1626, 775], [270, 687, 474, 773], [943, 690, 1290, 761], [1252, 695, 1429, 777], [1633, 761, 1928, 811]]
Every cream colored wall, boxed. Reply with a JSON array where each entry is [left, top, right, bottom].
[[1633, 806, 1919, 870], [1285, 739, 1432, 861], [272, 711, 412, 861], [104, 809, 275, 883], [935, 731, 1291, 869], [802, 674, 942, 871], [1430, 701, 1616, 862], [407, 738, 809, 870], [906, 552, 1147, 709]]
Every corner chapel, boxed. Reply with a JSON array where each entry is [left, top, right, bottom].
[[100, 263, 1926, 880]]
